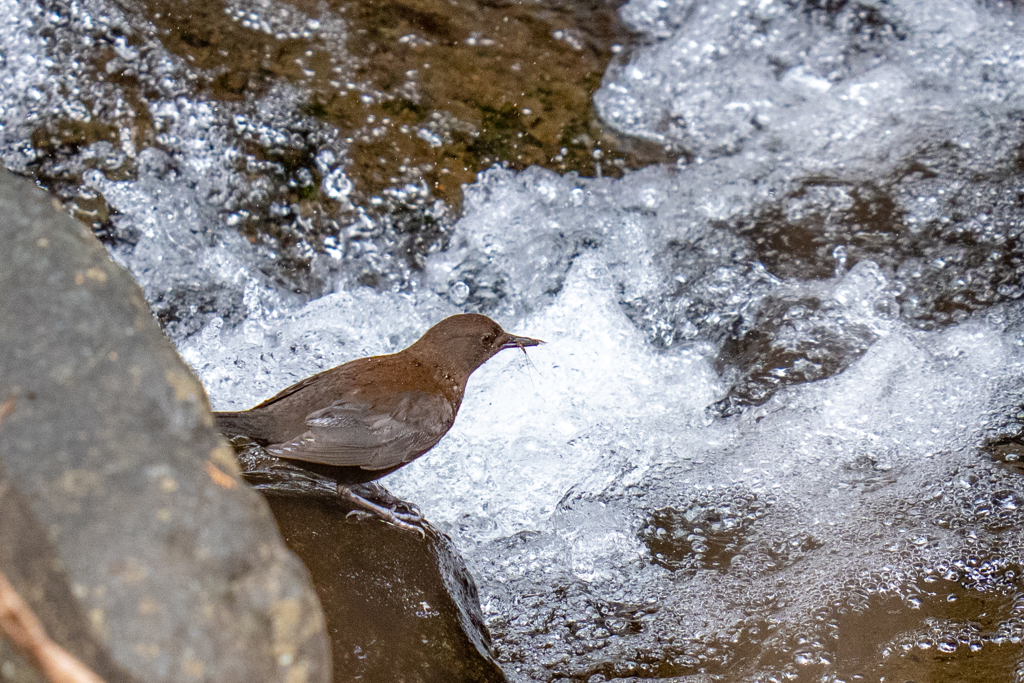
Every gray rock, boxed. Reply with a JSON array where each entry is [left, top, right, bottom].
[[0, 169, 330, 683], [0, 455, 133, 683]]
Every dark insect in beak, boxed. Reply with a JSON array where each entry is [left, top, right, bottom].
[[500, 334, 544, 351]]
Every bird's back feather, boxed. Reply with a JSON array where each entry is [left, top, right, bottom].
[[214, 352, 462, 471]]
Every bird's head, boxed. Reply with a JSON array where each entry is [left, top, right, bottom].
[[407, 313, 543, 379]]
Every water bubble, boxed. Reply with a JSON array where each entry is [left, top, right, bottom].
[[417, 128, 443, 148], [448, 281, 470, 304], [322, 167, 353, 201]]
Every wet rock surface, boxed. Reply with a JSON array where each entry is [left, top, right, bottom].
[[237, 446, 506, 683], [267, 493, 506, 683], [0, 168, 330, 683]]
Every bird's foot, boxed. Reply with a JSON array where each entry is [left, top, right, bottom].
[[357, 483, 424, 519], [337, 485, 426, 537]]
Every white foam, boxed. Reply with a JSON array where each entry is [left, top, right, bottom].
[[597, 0, 1024, 176], [392, 254, 722, 539]]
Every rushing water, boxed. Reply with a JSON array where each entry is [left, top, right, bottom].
[[3, 0, 1024, 679]]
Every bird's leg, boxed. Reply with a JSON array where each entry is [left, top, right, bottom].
[[337, 484, 426, 537]]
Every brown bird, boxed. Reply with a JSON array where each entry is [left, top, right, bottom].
[[215, 313, 543, 531]]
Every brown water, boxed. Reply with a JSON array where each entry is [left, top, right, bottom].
[[142, 0, 670, 208]]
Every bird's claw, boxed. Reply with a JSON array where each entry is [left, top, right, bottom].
[[391, 505, 423, 524], [344, 508, 426, 536], [345, 509, 374, 522], [337, 485, 426, 536]]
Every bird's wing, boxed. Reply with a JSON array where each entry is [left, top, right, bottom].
[[266, 390, 455, 470]]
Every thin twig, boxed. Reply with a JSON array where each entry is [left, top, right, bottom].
[[0, 398, 107, 683], [0, 570, 106, 683], [0, 397, 14, 424]]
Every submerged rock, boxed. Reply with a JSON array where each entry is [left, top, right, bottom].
[[0, 169, 330, 683]]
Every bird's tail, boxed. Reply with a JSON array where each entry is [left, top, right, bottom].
[[213, 411, 264, 441]]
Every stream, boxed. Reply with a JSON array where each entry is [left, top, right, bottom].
[[2, 0, 1024, 679]]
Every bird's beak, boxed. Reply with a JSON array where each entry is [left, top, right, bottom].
[[500, 333, 544, 350]]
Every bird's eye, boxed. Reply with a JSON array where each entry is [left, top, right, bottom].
[[481, 334, 493, 345]]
